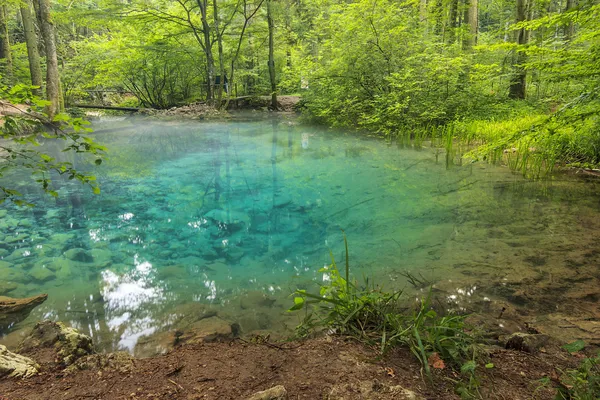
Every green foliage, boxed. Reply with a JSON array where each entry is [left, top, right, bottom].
[[289, 234, 477, 381], [0, 82, 105, 205], [555, 353, 600, 400]]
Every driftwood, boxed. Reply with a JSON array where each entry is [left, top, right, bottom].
[[0, 294, 48, 332], [72, 104, 141, 112]]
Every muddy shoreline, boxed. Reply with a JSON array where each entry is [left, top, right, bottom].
[[0, 321, 586, 400]]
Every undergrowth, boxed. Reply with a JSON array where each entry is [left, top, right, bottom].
[[288, 233, 481, 395]]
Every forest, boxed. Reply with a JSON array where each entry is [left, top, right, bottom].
[[1, 1, 600, 399], [0, 0, 598, 178]]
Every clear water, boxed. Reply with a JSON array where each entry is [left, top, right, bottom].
[[1, 116, 600, 354]]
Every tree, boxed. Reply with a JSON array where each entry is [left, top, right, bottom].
[[20, 0, 43, 96], [36, 0, 62, 118], [508, 0, 530, 99], [267, 0, 277, 109], [0, 4, 13, 82]]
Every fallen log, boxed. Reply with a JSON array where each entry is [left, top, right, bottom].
[[72, 104, 141, 112], [0, 294, 48, 332]]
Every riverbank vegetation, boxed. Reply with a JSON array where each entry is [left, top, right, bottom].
[[0, 0, 598, 180]]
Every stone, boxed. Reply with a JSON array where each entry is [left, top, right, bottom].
[[50, 233, 75, 248], [178, 316, 234, 344], [90, 248, 113, 268], [0, 294, 48, 331], [505, 332, 550, 353], [240, 291, 277, 310], [64, 352, 134, 375], [0, 282, 17, 296], [18, 321, 94, 366], [247, 385, 288, 400], [0, 345, 39, 379], [28, 265, 56, 282], [4, 248, 32, 261], [328, 380, 424, 400], [64, 248, 93, 263], [225, 247, 245, 263]]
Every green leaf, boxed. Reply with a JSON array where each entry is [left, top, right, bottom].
[[562, 340, 585, 353], [485, 363, 494, 369], [92, 186, 101, 195], [288, 296, 305, 311], [95, 158, 103, 165], [461, 361, 476, 375]]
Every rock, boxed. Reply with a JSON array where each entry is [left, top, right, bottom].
[[178, 316, 234, 344], [225, 247, 245, 263], [0, 281, 17, 295], [28, 265, 56, 282], [247, 385, 288, 400], [63, 248, 93, 263], [4, 248, 32, 261], [328, 380, 424, 400], [64, 352, 134, 375], [18, 321, 94, 365], [505, 332, 550, 353], [240, 291, 277, 310], [0, 345, 39, 379], [91, 248, 113, 268], [0, 294, 48, 331]]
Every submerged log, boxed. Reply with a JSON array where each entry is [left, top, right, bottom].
[[0, 294, 48, 332]]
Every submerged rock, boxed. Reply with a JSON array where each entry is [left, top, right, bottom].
[[0, 345, 39, 379], [18, 320, 94, 365], [0, 294, 48, 332], [505, 332, 550, 353], [247, 385, 288, 400], [0, 281, 17, 296], [178, 316, 235, 344], [28, 265, 56, 282], [63, 248, 93, 263]]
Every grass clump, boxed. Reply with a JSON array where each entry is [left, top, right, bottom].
[[288, 233, 478, 384]]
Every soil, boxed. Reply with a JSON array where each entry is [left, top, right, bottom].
[[0, 334, 583, 400]]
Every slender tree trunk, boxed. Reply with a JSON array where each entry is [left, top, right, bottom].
[[462, 0, 478, 49], [564, 0, 576, 41], [36, 0, 61, 118], [509, 0, 529, 99], [0, 6, 13, 82], [267, 0, 277, 110], [213, 0, 225, 108], [21, 0, 43, 96], [197, 0, 214, 104], [447, 0, 459, 43]]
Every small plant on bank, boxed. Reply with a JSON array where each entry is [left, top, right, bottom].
[[554, 343, 600, 400], [288, 233, 479, 387]]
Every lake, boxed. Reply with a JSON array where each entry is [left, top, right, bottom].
[[1, 116, 599, 354]]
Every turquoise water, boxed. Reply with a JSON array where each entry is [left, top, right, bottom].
[[1, 116, 600, 354]]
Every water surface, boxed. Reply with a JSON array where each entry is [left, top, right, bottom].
[[1, 116, 599, 353]]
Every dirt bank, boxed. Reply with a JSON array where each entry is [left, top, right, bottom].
[[0, 332, 583, 400]]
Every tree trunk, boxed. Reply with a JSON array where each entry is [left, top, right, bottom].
[[21, 0, 43, 96], [462, 0, 478, 49], [197, 0, 214, 104], [267, 0, 277, 110], [36, 0, 61, 118], [564, 0, 576, 41], [508, 0, 529, 99], [213, 0, 225, 108], [447, 0, 459, 43], [0, 6, 13, 83]]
